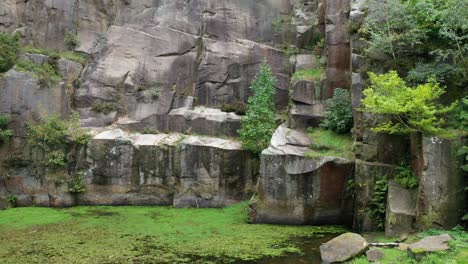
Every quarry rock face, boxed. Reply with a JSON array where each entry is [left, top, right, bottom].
[[386, 180, 416, 237], [84, 129, 258, 207], [249, 125, 354, 225], [417, 137, 466, 229]]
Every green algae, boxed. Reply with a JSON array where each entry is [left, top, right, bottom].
[[0, 202, 345, 263]]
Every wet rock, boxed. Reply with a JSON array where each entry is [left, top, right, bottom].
[[250, 125, 354, 225], [386, 180, 416, 237], [366, 248, 384, 262], [417, 137, 466, 229], [320, 233, 368, 263], [408, 234, 452, 260]]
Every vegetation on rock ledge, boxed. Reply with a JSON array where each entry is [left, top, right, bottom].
[[239, 63, 277, 154]]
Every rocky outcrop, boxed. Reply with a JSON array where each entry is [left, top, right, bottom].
[[249, 125, 354, 225], [320, 233, 368, 263], [82, 129, 258, 207], [416, 137, 466, 229]]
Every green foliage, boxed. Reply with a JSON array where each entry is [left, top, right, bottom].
[[15, 60, 62, 88], [0, 32, 20, 73], [239, 63, 277, 154], [6, 195, 17, 207], [69, 174, 86, 194], [320, 88, 353, 134], [221, 101, 248, 115], [292, 68, 324, 82], [27, 112, 89, 168], [395, 163, 419, 189], [23, 45, 87, 65], [44, 150, 67, 168], [367, 176, 388, 230], [305, 128, 354, 159], [363, 0, 467, 95], [0, 203, 345, 263], [91, 102, 116, 115], [64, 31, 79, 50], [362, 71, 456, 135], [142, 86, 161, 100], [0, 115, 13, 144]]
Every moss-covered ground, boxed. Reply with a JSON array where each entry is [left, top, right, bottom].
[[0, 202, 345, 263], [350, 228, 468, 264], [306, 128, 354, 159]]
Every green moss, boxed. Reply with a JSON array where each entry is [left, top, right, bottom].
[[292, 68, 324, 82], [306, 128, 354, 159], [0, 203, 345, 263], [22, 45, 87, 65]]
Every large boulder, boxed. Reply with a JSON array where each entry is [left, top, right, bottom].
[[320, 232, 368, 263], [408, 234, 452, 260], [249, 125, 354, 225]]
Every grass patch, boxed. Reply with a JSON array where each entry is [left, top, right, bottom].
[[292, 68, 324, 82], [0, 202, 345, 263], [305, 128, 354, 159], [15, 60, 62, 88], [350, 228, 468, 264], [23, 45, 87, 65]]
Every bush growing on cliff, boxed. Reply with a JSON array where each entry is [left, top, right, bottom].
[[361, 71, 456, 135], [239, 63, 277, 154], [0, 115, 13, 144], [320, 88, 353, 134], [0, 32, 20, 73]]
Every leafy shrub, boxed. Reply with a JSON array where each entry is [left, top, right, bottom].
[[362, 71, 456, 135], [0, 115, 13, 144], [239, 63, 277, 154], [15, 60, 62, 88], [320, 88, 353, 134], [367, 176, 389, 230], [142, 86, 161, 100], [91, 103, 116, 115], [7, 195, 17, 207], [69, 173, 86, 194], [221, 101, 248, 115], [0, 32, 20, 73], [395, 163, 419, 189], [44, 150, 67, 168], [64, 31, 79, 50], [28, 112, 89, 147]]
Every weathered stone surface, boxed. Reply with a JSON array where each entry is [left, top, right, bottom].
[[291, 79, 325, 105], [366, 248, 384, 262], [250, 125, 354, 225], [290, 103, 325, 129], [0, 68, 69, 136], [295, 54, 320, 71], [408, 234, 452, 260], [386, 180, 416, 237], [325, 0, 351, 96], [353, 160, 398, 232], [82, 129, 257, 206], [320, 233, 368, 263], [417, 137, 466, 229]]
